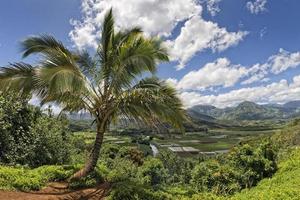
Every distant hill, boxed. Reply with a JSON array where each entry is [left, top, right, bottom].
[[67, 100, 300, 131], [68, 112, 93, 120], [188, 100, 300, 121], [187, 106, 228, 128], [283, 101, 300, 109]]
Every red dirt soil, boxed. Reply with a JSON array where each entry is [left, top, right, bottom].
[[0, 182, 110, 200]]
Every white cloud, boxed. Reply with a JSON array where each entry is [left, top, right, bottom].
[[70, 0, 201, 49], [204, 0, 222, 16], [246, 0, 267, 14], [244, 49, 300, 84], [241, 63, 269, 85], [69, 19, 98, 50], [70, 0, 247, 69], [180, 76, 300, 108], [165, 16, 247, 69], [169, 48, 300, 89], [269, 48, 300, 74], [175, 58, 247, 90]]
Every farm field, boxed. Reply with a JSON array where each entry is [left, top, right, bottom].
[[73, 127, 279, 157]]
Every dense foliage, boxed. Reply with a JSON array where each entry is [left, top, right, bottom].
[[0, 92, 71, 167]]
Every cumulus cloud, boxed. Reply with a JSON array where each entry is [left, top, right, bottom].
[[175, 58, 247, 90], [269, 48, 300, 74], [70, 0, 200, 49], [180, 76, 300, 108], [165, 16, 247, 69], [246, 0, 267, 14], [70, 0, 247, 69], [169, 49, 300, 90], [243, 49, 300, 84]]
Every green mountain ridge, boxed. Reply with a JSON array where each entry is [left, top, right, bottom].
[[188, 100, 300, 121]]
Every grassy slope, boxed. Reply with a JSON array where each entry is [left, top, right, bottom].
[[230, 148, 300, 200], [186, 147, 300, 200]]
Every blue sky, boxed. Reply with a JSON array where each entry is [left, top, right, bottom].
[[1, 0, 300, 108]]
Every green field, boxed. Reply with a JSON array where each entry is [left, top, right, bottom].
[[73, 127, 279, 157]]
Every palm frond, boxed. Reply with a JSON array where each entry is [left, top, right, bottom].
[[0, 63, 35, 94], [106, 35, 169, 94], [21, 34, 72, 58], [117, 78, 186, 131]]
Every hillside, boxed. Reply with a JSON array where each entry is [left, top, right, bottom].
[[183, 148, 300, 200], [188, 100, 300, 121], [231, 148, 300, 199]]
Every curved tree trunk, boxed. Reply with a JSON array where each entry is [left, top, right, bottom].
[[69, 120, 106, 181]]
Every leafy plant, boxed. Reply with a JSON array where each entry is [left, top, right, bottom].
[[138, 158, 167, 186], [0, 92, 71, 167]]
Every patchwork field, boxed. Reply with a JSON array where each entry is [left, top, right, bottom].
[[72, 128, 278, 157]]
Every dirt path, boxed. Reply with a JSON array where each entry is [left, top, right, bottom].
[[0, 182, 110, 200]]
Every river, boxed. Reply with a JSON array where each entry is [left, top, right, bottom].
[[150, 143, 159, 157]]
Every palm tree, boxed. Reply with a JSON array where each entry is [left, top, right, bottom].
[[0, 9, 185, 180]]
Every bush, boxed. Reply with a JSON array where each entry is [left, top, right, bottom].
[[230, 148, 300, 200], [101, 144, 120, 159], [28, 115, 72, 166], [227, 141, 277, 188], [191, 160, 241, 195], [119, 146, 144, 165], [0, 165, 74, 191], [106, 158, 138, 183], [138, 158, 167, 186], [0, 92, 40, 165], [0, 92, 72, 167], [158, 149, 195, 184], [108, 181, 172, 200]]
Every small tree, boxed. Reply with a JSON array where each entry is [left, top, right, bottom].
[[0, 9, 185, 179]]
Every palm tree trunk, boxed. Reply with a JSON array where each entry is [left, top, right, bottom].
[[69, 120, 106, 181]]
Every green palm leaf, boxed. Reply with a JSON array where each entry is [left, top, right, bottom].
[[0, 63, 35, 94]]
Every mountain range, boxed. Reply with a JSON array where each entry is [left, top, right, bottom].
[[187, 100, 300, 121], [68, 100, 300, 131]]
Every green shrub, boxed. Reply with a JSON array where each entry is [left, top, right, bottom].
[[138, 158, 167, 186], [191, 160, 241, 195], [158, 149, 195, 184], [0, 165, 75, 191], [106, 158, 138, 183], [0, 92, 72, 167], [29, 116, 72, 166], [271, 120, 300, 151], [108, 181, 172, 200], [101, 144, 120, 159], [227, 141, 277, 188], [230, 148, 300, 200], [118, 146, 144, 165]]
